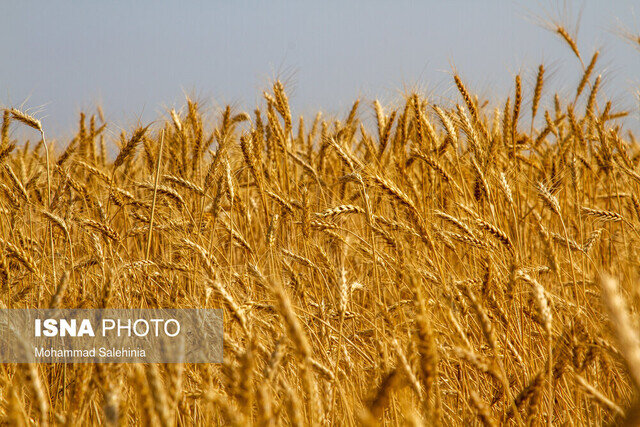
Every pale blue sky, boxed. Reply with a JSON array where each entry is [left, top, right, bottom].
[[1, 1, 639, 138]]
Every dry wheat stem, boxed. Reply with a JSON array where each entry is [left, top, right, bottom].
[[146, 130, 165, 261]]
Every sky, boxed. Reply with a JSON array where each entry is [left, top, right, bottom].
[[1, 1, 639, 140]]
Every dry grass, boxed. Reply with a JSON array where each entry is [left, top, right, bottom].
[[2, 41, 640, 426]]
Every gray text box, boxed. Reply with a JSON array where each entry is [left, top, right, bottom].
[[0, 309, 223, 363]]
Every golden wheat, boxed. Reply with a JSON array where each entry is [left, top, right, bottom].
[[1, 40, 640, 425]]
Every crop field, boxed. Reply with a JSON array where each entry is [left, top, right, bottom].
[[1, 25, 640, 426]]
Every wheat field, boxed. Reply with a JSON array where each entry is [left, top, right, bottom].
[[1, 30, 640, 426]]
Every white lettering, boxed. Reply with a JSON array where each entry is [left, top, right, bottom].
[[165, 319, 180, 337]]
